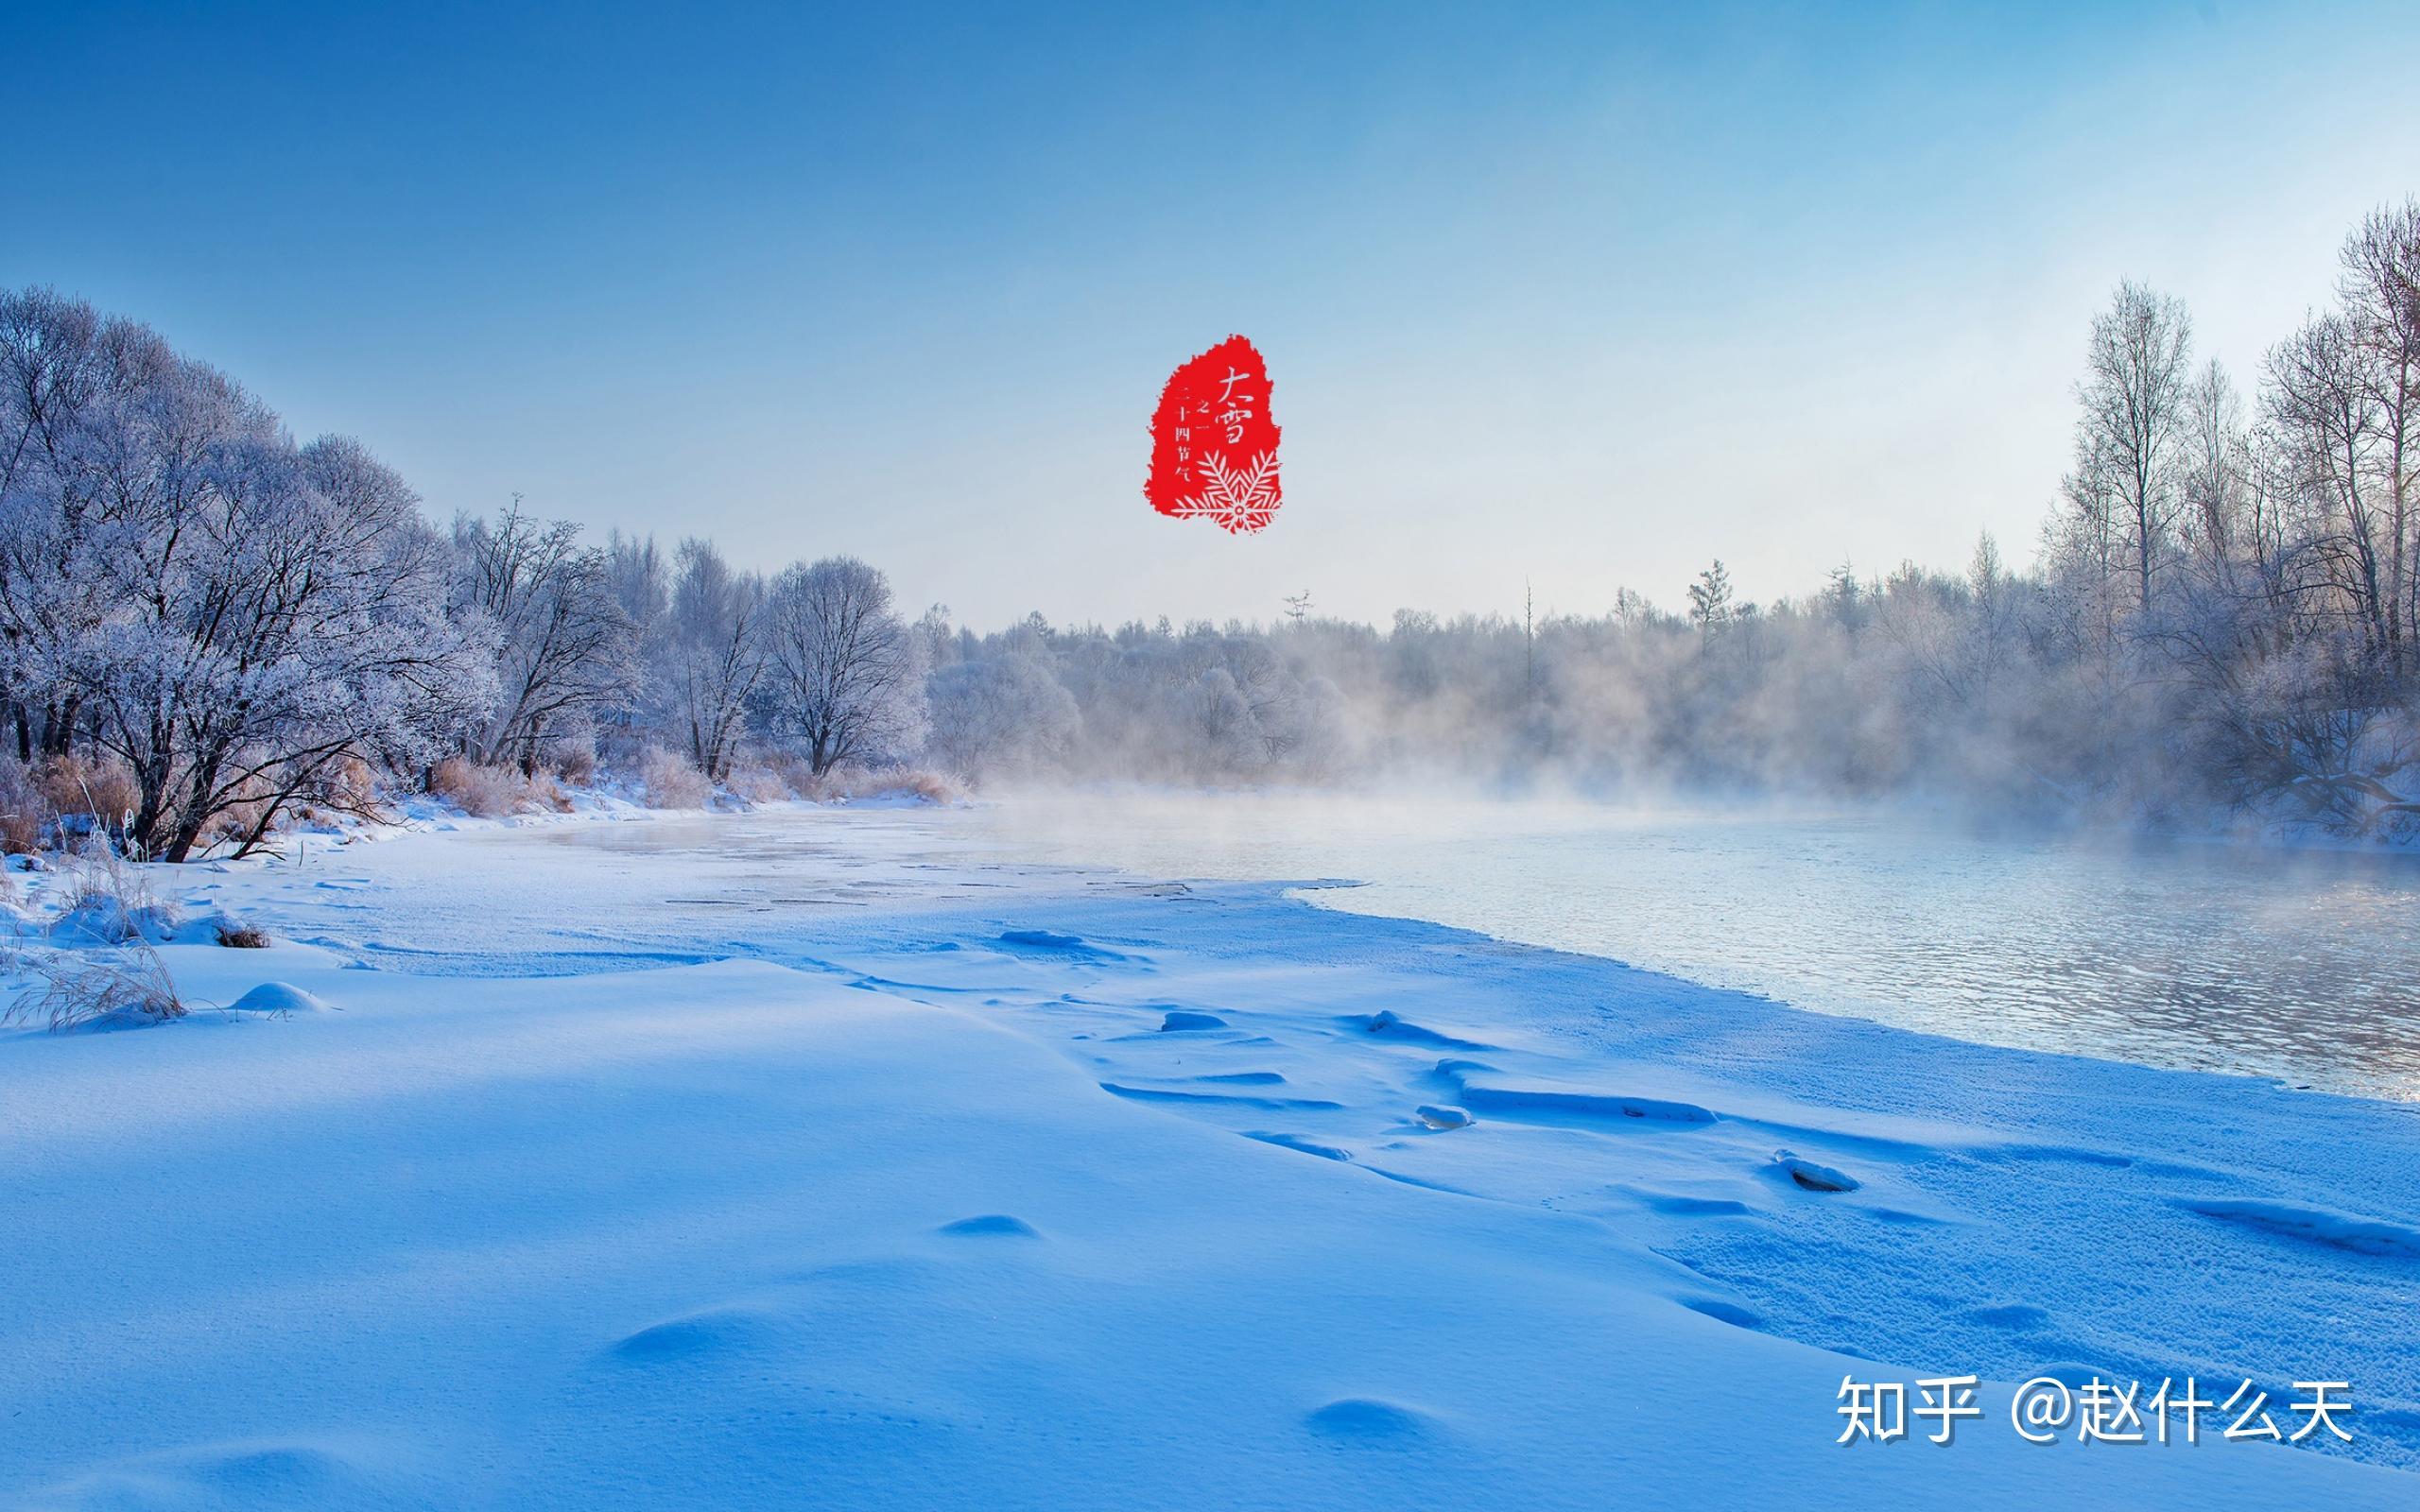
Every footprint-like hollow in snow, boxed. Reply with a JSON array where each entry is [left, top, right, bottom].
[[189, 1442, 355, 1494], [1100, 1082, 1343, 1111], [608, 1307, 776, 1364], [1964, 1301, 2052, 1332], [2181, 1197, 2420, 1259], [938, 1213, 1043, 1239], [997, 929, 1131, 963], [1348, 1009, 1491, 1051], [1415, 1105, 1473, 1130], [1456, 1082, 1717, 1126], [1771, 1149, 1859, 1193], [1306, 1397, 1442, 1442], [1245, 1130, 1352, 1161], [1678, 1296, 1766, 1332], [1633, 1188, 1754, 1218], [69, 1438, 371, 1504]]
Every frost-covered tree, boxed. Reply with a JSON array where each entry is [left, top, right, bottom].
[[925, 652, 1079, 779], [2180, 360, 2250, 580], [2068, 282, 2194, 618], [0, 289, 490, 858], [761, 556, 926, 775], [606, 530, 668, 637], [0, 288, 161, 764], [119, 433, 490, 859], [663, 538, 767, 781], [451, 501, 635, 775], [2338, 198, 2420, 661], [1686, 560, 1735, 637]]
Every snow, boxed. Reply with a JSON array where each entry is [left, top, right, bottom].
[[3, 804, 2417, 1508], [225, 981, 336, 1017]]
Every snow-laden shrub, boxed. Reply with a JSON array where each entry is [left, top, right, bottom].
[[725, 765, 790, 805], [876, 767, 964, 804], [428, 757, 529, 817], [547, 730, 599, 785], [797, 764, 964, 805], [283, 755, 385, 833], [527, 721, 601, 788], [764, 754, 820, 798], [637, 747, 712, 810], [36, 755, 139, 835], [0, 757, 53, 853]]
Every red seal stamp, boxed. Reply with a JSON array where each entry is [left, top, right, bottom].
[[1145, 335, 1281, 533]]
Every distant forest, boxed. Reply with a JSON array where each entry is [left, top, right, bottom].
[[5, 198, 2416, 859]]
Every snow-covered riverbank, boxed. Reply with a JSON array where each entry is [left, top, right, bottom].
[[4, 805, 2416, 1509]]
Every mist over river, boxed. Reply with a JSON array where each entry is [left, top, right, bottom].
[[943, 793, 2420, 1103]]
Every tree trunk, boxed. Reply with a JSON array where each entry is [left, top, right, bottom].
[[130, 758, 176, 862], [164, 812, 208, 865]]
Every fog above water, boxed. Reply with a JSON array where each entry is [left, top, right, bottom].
[[949, 788, 2420, 1104]]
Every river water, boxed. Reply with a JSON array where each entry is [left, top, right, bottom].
[[942, 792, 2420, 1103]]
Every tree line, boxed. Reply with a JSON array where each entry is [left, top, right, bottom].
[[924, 198, 2420, 837], [4, 196, 2414, 858], [0, 292, 924, 860]]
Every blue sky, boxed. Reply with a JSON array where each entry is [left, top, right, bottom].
[[9, 1, 2418, 628]]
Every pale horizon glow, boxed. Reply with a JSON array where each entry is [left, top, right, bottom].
[[11, 1, 2419, 629]]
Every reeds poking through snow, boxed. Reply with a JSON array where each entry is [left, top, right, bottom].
[[8, 944, 185, 1030], [4, 832, 188, 1030], [53, 829, 172, 943]]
